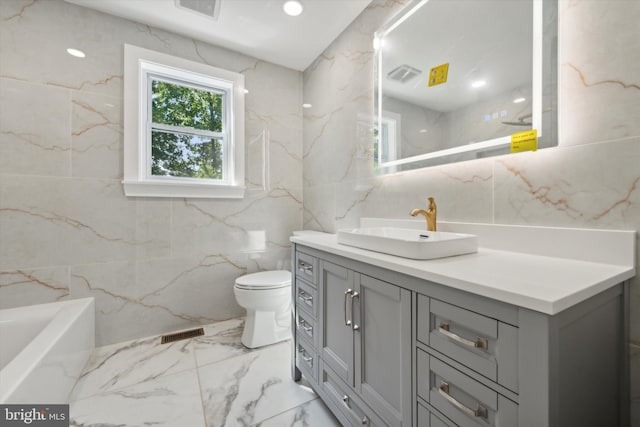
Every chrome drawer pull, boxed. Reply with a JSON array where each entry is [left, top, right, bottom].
[[298, 346, 313, 363], [340, 392, 368, 425], [439, 381, 488, 419], [344, 289, 353, 326], [298, 291, 313, 304], [439, 322, 488, 350], [298, 261, 313, 275], [298, 319, 313, 334]]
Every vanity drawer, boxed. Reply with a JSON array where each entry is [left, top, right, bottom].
[[296, 335, 318, 382], [295, 279, 317, 318], [421, 297, 518, 392], [417, 403, 454, 427], [418, 350, 518, 427], [295, 251, 318, 286], [296, 307, 317, 347], [320, 362, 387, 427]]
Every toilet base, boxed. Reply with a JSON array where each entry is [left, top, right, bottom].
[[241, 307, 291, 349]]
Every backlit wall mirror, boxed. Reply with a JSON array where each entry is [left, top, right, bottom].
[[374, 0, 557, 174]]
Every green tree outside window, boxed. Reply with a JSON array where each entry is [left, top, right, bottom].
[[150, 80, 225, 179]]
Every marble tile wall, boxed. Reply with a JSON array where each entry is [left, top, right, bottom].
[[0, 0, 303, 345], [302, 0, 640, 420]]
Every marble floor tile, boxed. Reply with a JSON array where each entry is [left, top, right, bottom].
[[198, 341, 317, 427], [67, 319, 338, 427], [69, 368, 205, 427], [255, 398, 341, 427], [194, 317, 253, 367], [69, 332, 196, 401]]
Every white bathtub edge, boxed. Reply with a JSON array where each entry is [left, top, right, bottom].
[[0, 298, 95, 404]]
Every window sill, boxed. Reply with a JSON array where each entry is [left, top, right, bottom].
[[123, 179, 245, 199]]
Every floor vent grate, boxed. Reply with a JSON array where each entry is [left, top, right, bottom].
[[161, 327, 204, 344]]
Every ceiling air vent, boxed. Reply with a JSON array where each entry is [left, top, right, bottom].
[[175, 0, 221, 20], [387, 64, 422, 83]]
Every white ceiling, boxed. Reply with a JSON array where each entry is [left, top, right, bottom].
[[65, 0, 372, 71]]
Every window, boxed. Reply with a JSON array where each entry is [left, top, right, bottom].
[[374, 111, 400, 173], [123, 44, 245, 198]]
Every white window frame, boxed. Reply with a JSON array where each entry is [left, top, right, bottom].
[[123, 44, 245, 198]]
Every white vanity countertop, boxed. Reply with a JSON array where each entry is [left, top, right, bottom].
[[290, 222, 636, 315]]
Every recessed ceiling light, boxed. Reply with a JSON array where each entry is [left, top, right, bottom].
[[66, 48, 86, 58], [419, 129, 428, 133], [244, 89, 249, 94], [283, 0, 303, 16], [471, 80, 486, 88], [513, 97, 526, 103], [302, 103, 312, 109]]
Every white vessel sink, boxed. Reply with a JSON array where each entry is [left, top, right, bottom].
[[336, 227, 478, 260]]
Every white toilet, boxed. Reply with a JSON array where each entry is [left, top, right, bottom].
[[233, 270, 292, 349]]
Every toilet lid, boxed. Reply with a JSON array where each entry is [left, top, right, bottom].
[[235, 270, 291, 290]]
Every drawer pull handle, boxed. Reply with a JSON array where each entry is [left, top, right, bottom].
[[344, 289, 353, 326], [340, 392, 368, 425], [299, 262, 313, 274], [439, 381, 488, 419], [298, 319, 313, 334], [439, 322, 488, 350], [298, 291, 313, 304], [298, 346, 313, 363]]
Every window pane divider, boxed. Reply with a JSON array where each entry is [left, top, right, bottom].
[[150, 122, 224, 139]]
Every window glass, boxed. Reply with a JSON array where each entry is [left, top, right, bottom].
[[151, 131, 224, 179], [151, 79, 223, 132], [149, 78, 227, 180]]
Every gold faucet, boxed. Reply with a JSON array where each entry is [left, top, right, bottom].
[[410, 197, 437, 231]]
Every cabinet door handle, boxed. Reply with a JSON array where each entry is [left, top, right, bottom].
[[438, 381, 488, 419], [351, 291, 360, 331], [361, 416, 369, 425], [344, 289, 353, 326], [439, 322, 488, 350]]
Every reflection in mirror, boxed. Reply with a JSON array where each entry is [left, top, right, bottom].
[[374, 0, 557, 174]]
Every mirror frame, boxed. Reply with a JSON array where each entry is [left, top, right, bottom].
[[374, 0, 557, 173]]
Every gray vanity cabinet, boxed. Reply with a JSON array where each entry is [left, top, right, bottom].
[[292, 244, 629, 427], [318, 259, 412, 427]]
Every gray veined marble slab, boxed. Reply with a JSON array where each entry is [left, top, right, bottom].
[[256, 398, 341, 427], [69, 369, 206, 427], [194, 317, 253, 367], [68, 331, 196, 401], [199, 341, 317, 427]]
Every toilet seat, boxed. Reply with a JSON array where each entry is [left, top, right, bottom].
[[234, 270, 291, 290]]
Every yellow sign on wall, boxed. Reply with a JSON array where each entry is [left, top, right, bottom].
[[428, 63, 449, 87], [510, 129, 538, 153]]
